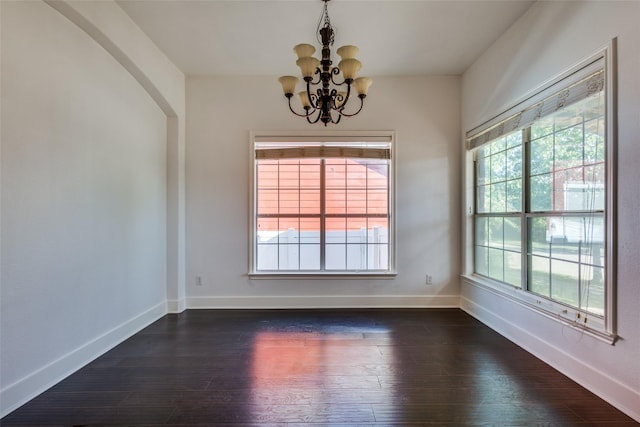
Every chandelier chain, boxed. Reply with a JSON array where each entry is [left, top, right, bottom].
[[316, 1, 335, 46]]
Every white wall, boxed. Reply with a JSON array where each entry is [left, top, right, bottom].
[[461, 1, 640, 421], [0, 0, 185, 416], [186, 75, 461, 308]]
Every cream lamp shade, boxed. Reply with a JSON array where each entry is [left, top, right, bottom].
[[278, 76, 299, 95], [296, 57, 321, 78], [337, 59, 361, 80], [354, 77, 373, 96], [336, 45, 359, 60], [298, 91, 312, 109], [294, 44, 316, 59]]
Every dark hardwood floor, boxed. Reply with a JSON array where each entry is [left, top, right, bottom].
[[2, 309, 637, 426]]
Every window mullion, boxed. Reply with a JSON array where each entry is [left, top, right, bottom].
[[320, 159, 326, 270], [522, 127, 531, 291]]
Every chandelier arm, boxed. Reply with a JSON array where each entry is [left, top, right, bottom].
[[335, 80, 353, 110], [306, 82, 319, 110], [329, 67, 347, 86], [287, 96, 315, 118], [338, 96, 365, 117], [307, 107, 323, 124], [309, 69, 323, 86], [328, 88, 338, 109]]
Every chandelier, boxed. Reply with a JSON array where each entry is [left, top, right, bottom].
[[278, 0, 372, 126]]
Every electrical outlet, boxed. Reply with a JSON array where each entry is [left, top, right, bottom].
[[425, 274, 433, 285], [195, 276, 203, 286]]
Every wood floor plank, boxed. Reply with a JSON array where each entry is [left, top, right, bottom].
[[2, 309, 637, 426]]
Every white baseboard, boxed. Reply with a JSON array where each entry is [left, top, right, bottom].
[[0, 301, 167, 418], [186, 294, 460, 309], [167, 298, 186, 313], [460, 295, 640, 423]]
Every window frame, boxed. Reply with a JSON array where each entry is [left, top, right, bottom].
[[463, 43, 617, 342], [249, 131, 397, 278]]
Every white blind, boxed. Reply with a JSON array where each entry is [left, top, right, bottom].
[[254, 135, 392, 160], [466, 57, 605, 150], [255, 146, 390, 160]]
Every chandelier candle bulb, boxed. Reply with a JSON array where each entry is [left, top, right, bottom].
[[278, 0, 371, 125]]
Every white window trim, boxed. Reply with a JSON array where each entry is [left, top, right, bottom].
[[462, 41, 617, 343], [249, 130, 397, 278]]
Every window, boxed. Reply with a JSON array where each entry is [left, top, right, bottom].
[[466, 49, 615, 338], [251, 133, 395, 275]]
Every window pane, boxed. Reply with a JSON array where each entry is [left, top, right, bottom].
[[278, 244, 299, 270], [528, 255, 550, 297], [488, 217, 504, 249], [554, 125, 584, 169], [367, 220, 389, 244], [476, 184, 490, 213], [506, 131, 522, 148], [257, 244, 278, 270], [506, 145, 522, 179], [278, 161, 300, 189], [490, 136, 506, 154], [257, 217, 279, 243], [530, 135, 553, 175], [490, 151, 506, 182], [347, 188, 367, 214], [504, 217, 521, 251], [326, 187, 346, 214], [347, 218, 367, 244], [475, 245, 488, 277], [325, 244, 346, 270], [528, 216, 550, 256], [368, 244, 389, 270], [475, 217, 488, 247], [279, 188, 299, 214], [300, 218, 320, 244], [257, 189, 278, 215], [477, 154, 489, 186], [300, 189, 320, 215], [530, 174, 553, 211], [582, 265, 604, 315], [325, 217, 346, 243], [506, 179, 522, 212], [488, 248, 504, 281], [346, 244, 366, 270], [550, 259, 579, 307], [300, 245, 320, 270], [490, 182, 506, 212], [367, 188, 388, 215], [504, 251, 521, 286], [278, 220, 299, 238]]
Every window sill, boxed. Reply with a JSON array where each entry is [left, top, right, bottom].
[[249, 272, 397, 280], [460, 274, 617, 345]]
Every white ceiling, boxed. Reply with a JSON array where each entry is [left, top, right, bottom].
[[116, 0, 534, 77]]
